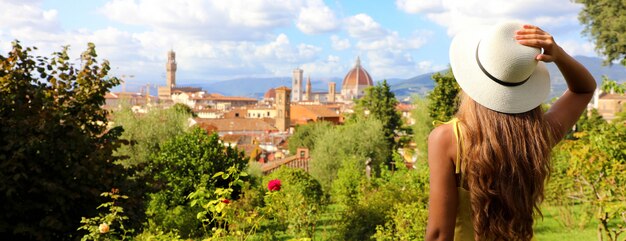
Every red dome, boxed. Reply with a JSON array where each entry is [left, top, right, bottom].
[[342, 57, 373, 89], [264, 88, 276, 99]]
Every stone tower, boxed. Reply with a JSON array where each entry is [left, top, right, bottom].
[[275, 86, 291, 132], [328, 82, 336, 103], [305, 74, 312, 101], [166, 50, 177, 88], [292, 68, 303, 102]]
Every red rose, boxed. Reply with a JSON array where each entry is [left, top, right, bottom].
[[221, 199, 230, 204], [267, 179, 281, 191]]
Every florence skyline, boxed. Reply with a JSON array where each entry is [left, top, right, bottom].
[[0, 0, 597, 91]]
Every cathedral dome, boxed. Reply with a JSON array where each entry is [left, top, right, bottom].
[[341, 57, 373, 89], [264, 88, 276, 99]]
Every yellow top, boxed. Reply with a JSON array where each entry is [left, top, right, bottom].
[[442, 118, 474, 241], [440, 118, 536, 241]]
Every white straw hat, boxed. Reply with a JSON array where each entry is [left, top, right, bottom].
[[449, 22, 550, 114]]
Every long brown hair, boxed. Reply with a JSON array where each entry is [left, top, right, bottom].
[[456, 93, 552, 241]]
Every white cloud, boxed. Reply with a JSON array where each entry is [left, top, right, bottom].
[[330, 35, 351, 50], [297, 0, 339, 34], [396, 0, 583, 36], [559, 40, 597, 57], [355, 31, 426, 51], [345, 14, 389, 40], [395, 0, 443, 13], [0, 1, 60, 33]]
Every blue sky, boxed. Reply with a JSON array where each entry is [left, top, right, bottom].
[[0, 0, 596, 92]]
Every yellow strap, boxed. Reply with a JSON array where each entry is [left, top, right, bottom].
[[433, 118, 462, 174]]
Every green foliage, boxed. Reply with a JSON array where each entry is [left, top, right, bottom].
[[264, 167, 325, 238], [427, 69, 460, 122], [309, 118, 389, 191], [0, 41, 124, 240], [600, 76, 626, 94], [171, 103, 197, 117], [336, 158, 429, 241], [112, 105, 190, 168], [287, 121, 333, 154], [575, 109, 606, 134], [576, 0, 626, 66], [188, 165, 253, 240], [549, 117, 626, 241], [411, 95, 433, 163], [354, 80, 403, 155], [78, 190, 134, 241], [371, 202, 428, 241], [331, 156, 367, 206], [146, 127, 248, 238]]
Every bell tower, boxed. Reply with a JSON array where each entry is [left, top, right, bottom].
[[166, 50, 177, 88]]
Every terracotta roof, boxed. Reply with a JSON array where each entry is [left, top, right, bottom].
[[342, 57, 373, 88], [291, 104, 341, 125], [599, 93, 626, 100], [195, 118, 277, 132], [396, 103, 415, 112], [191, 95, 257, 101]]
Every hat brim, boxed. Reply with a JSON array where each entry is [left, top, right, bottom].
[[449, 28, 551, 114]]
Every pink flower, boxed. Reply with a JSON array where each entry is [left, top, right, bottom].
[[268, 179, 281, 191], [221, 199, 230, 204], [99, 223, 109, 234]]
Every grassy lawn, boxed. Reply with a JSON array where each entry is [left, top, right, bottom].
[[245, 203, 600, 241], [534, 205, 597, 241]]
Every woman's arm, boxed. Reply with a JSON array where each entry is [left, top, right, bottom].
[[516, 25, 597, 143], [425, 124, 458, 241]]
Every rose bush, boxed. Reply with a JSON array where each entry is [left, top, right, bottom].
[[268, 179, 282, 191]]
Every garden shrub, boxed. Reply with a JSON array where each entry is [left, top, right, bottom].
[[145, 128, 248, 238], [371, 202, 428, 241], [336, 158, 429, 241], [263, 167, 326, 238]]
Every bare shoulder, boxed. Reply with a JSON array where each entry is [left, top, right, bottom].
[[428, 124, 456, 167], [428, 124, 454, 148]]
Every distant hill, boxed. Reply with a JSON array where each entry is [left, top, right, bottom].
[[180, 56, 625, 100]]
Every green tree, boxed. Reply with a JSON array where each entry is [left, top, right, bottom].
[[287, 121, 333, 154], [112, 105, 191, 168], [171, 103, 197, 117], [411, 96, 433, 163], [427, 69, 460, 122], [0, 42, 124, 240], [354, 80, 403, 167], [309, 118, 389, 192], [145, 128, 248, 238], [576, 0, 626, 66]]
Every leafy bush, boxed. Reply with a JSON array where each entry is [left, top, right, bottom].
[[336, 158, 429, 241], [548, 116, 626, 240], [145, 128, 248, 238], [263, 167, 326, 238], [371, 202, 428, 241]]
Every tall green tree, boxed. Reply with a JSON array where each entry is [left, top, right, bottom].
[[411, 96, 433, 163], [0, 42, 123, 240], [309, 118, 389, 191], [427, 69, 460, 122], [576, 0, 626, 66], [353, 80, 403, 166]]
